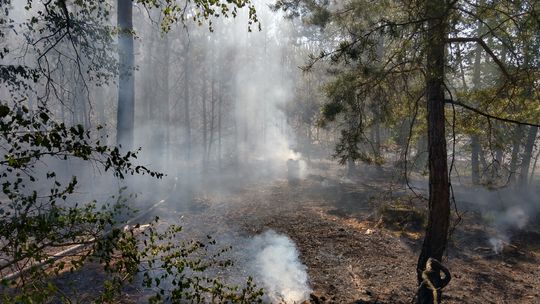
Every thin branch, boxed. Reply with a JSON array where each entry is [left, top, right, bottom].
[[445, 37, 511, 80], [445, 99, 540, 127]]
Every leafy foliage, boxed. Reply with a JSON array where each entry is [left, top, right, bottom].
[[0, 98, 160, 301], [137, 224, 264, 303], [138, 0, 260, 32], [276, 0, 540, 178]]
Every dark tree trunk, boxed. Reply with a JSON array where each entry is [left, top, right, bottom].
[[415, 135, 428, 172], [116, 0, 134, 150], [519, 126, 538, 186], [491, 42, 508, 183], [479, 147, 488, 177], [495, 146, 503, 173], [397, 117, 411, 182], [518, 41, 537, 186], [471, 135, 481, 184], [509, 125, 524, 183], [347, 158, 356, 177], [372, 100, 382, 172], [530, 147, 540, 183], [416, 0, 451, 303], [470, 1, 484, 185]]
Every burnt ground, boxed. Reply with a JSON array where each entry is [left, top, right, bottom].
[[43, 162, 540, 303], [153, 162, 540, 304]]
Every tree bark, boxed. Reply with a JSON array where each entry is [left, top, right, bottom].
[[530, 146, 540, 183], [415, 135, 428, 173], [491, 39, 508, 182], [471, 137, 481, 183], [509, 125, 523, 183], [470, 6, 484, 185], [416, 0, 451, 302], [517, 37, 537, 186], [116, 0, 134, 150], [519, 126, 538, 186]]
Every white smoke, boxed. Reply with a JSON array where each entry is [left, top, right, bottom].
[[249, 230, 312, 304], [406, 181, 539, 254], [495, 206, 529, 229], [488, 236, 507, 254], [487, 205, 530, 253]]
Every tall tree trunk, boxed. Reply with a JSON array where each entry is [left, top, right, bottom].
[[415, 135, 428, 173], [530, 147, 540, 183], [373, 35, 384, 172], [470, 6, 484, 185], [160, 35, 170, 169], [374, 122, 381, 158], [479, 147, 488, 174], [347, 158, 356, 177], [233, 92, 239, 171], [183, 45, 192, 161], [202, 68, 208, 165], [489, 39, 508, 183], [141, 27, 156, 123], [218, 82, 223, 170], [208, 66, 216, 162], [471, 137, 481, 183], [417, 0, 451, 302], [517, 37, 537, 186], [519, 126, 538, 186], [397, 117, 411, 181], [347, 114, 357, 177], [509, 125, 524, 183], [94, 84, 107, 139], [495, 146, 503, 173], [75, 75, 90, 129], [116, 0, 134, 149], [372, 100, 382, 171]]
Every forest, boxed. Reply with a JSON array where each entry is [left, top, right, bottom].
[[1, 0, 539, 303]]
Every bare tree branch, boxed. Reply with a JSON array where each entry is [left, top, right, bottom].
[[445, 99, 540, 127], [445, 37, 511, 80]]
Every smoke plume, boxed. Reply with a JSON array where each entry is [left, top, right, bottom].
[[249, 230, 312, 304]]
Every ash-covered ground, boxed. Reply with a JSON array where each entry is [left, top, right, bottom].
[[53, 160, 540, 303]]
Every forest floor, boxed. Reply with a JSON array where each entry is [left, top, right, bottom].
[[155, 161, 540, 304], [49, 160, 540, 303]]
